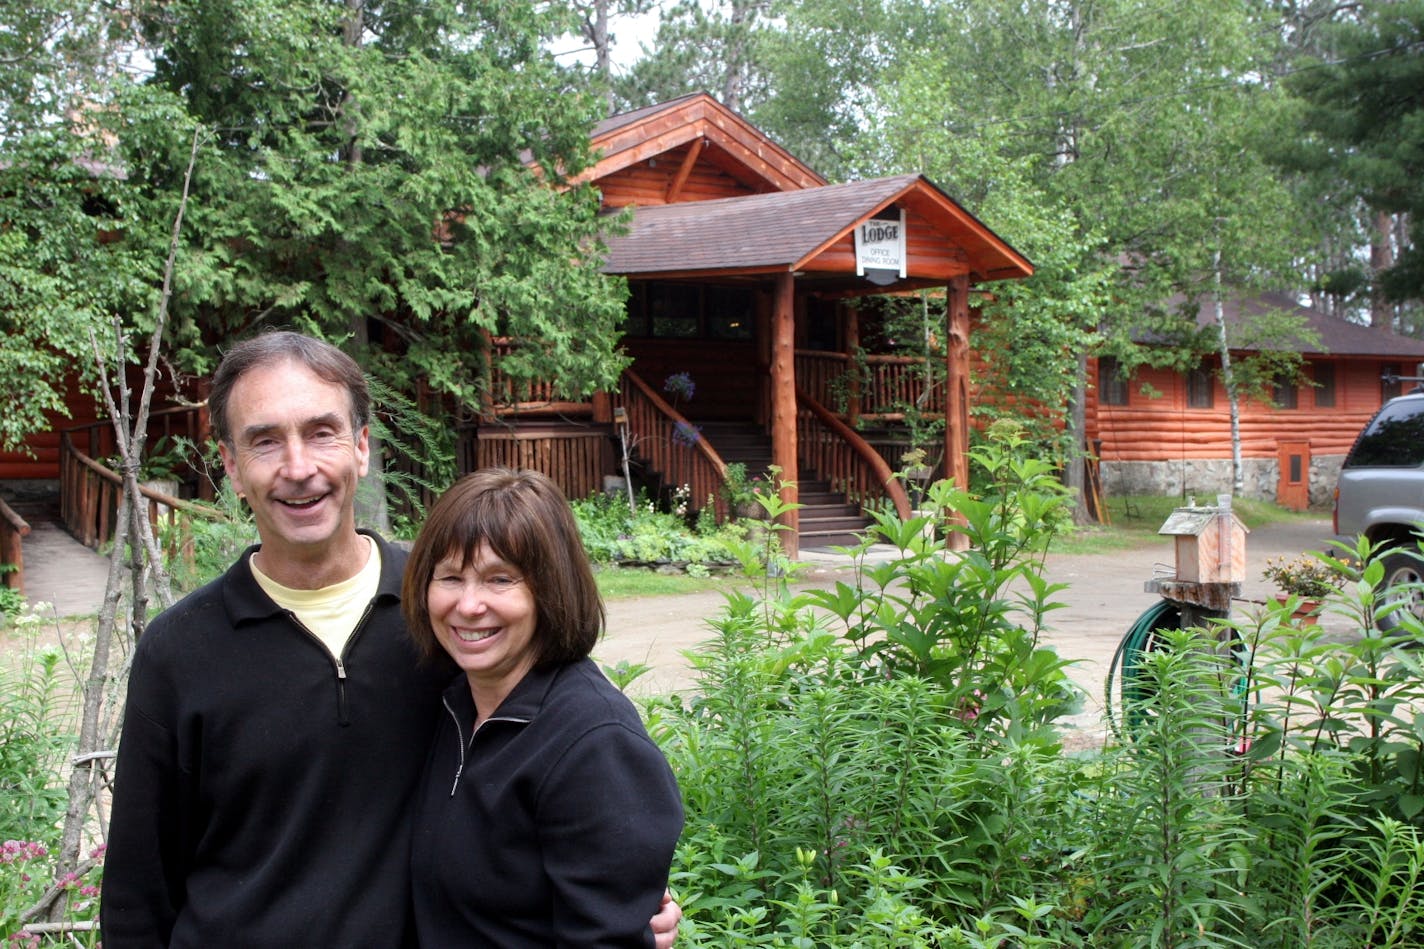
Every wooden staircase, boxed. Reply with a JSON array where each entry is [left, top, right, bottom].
[[696, 421, 872, 549]]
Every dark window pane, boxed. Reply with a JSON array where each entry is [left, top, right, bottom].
[[1273, 375, 1298, 409], [705, 287, 754, 340], [1099, 356, 1128, 406], [1382, 364, 1402, 402], [1314, 362, 1335, 408], [1187, 368, 1214, 409], [649, 283, 700, 338]]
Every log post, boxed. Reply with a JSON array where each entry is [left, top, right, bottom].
[[770, 272, 799, 558], [845, 303, 861, 428], [944, 275, 971, 552]]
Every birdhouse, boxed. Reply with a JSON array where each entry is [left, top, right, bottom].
[[1157, 495, 1249, 585]]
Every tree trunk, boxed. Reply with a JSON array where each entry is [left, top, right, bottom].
[[1370, 209, 1395, 334], [1065, 353, 1090, 525], [36, 129, 201, 926], [1212, 252, 1244, 496]]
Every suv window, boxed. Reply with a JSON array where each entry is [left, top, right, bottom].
[[1343, 397, 1424, 468]]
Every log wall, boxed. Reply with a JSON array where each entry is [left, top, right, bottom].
[[1087, 356, 1396, 464]]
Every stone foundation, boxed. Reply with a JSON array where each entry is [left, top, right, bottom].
[[1101, 455, 1343, 510]]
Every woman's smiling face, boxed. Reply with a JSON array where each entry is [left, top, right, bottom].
[[427, 543, 539, 704]]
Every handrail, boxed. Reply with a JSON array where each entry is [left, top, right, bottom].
[[61, 432, 226, 551], [0, 495, 31, 595], [796, 388, 912, 520], [795, 349, 946, 420], [615, 369, 731, 520]]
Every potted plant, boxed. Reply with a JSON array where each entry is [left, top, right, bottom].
[[1261, 553, 1346, 621], [721, 462, 765, 520]]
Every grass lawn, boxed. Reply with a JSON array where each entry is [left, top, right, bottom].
[[1050, 494, 1328, 555]]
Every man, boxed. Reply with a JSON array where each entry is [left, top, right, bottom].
[[102, 331, 681, 947]]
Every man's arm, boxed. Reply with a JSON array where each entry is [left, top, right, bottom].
[[101, 666, 187, 947], [651, 890, 682, 949]]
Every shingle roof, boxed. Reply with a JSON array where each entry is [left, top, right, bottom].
[[601, 174, 1032, 281], [1203, 292, 1424, 357], [591, 93, 707, 140]]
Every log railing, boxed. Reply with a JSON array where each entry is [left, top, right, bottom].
[[614, 369, 731, 520], [485, 337, 595, 418], [797, 388, 912, 520], [475, 424, 612, 503], [0, 496, 31, 594], [60, 432, 224, 553], [794, 350, 945, 421]]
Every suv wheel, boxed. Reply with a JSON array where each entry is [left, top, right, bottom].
[[1377, 548, 1424, 634]]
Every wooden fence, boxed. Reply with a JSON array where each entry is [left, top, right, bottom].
[[474, 424, 613, 503], [60, 432, 222, 557], [0, 496, 30, 593], [794, 350, 945, 422]]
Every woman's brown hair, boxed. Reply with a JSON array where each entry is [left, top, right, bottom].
[[402, 467, 604, 666]]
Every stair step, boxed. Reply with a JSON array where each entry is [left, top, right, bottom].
[[798, 530, 870, 550], [672, 419, 876, 544], [797, 512, 871, 527]]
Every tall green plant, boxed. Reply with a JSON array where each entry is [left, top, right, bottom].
[[800, 422, 1080, 744], [0, 636, 72, 844], [1090, 626, 1252, 945]]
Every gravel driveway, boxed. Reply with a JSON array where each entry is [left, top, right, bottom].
[[596, 516, 1351, 746]]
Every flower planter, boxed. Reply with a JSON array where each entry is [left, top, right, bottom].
[[1273, 594, 1321, 625]]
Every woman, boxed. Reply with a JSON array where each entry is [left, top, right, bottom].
[[402, 468, 684, 947]]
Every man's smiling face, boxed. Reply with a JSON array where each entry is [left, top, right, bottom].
[[218, 358, 370, 574]]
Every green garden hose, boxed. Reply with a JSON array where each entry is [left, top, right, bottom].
[[1105, 599, 1181, 740]]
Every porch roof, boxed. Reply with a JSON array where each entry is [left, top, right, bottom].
[[600, 174, 1034, 285]]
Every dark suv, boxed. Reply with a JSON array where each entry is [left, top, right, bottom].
[[1333, 385, 1424, 633]]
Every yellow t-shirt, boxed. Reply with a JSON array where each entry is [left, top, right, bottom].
[[251, 536, 382, 659]]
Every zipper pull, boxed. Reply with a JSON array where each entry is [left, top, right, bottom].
[[334, 659, 350, 725]]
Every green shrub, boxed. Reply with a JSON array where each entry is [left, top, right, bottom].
[[0, 632, 101, 943], [570, 489, 747, 570], [655, 428, 1424, 945]]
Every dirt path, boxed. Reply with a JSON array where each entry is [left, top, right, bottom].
[[594, 517, 1351, 745]]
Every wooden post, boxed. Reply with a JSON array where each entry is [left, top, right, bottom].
[[845, 303, 861, 428], [478, 328, 495, 421], [591, 391, 612, 425], [944, 275, 971, 552], [0, 495, 30, 594], [770, 272, 799, 558]]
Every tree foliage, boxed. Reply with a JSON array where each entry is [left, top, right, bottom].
[[1290, 1, 1424, 311], [138, 0, 629, 409], [0, 4, 188, 452]]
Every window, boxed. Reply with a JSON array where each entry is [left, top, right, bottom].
[[1187, 367, 1214, 409], [626, 282, 755, 340], [1098, 356, 1128, 406], [1313, 362, 1336, 408], [1273, 374, 1298, 409]]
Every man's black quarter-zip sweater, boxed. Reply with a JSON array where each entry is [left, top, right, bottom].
[[101, 531, 455, 949]]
